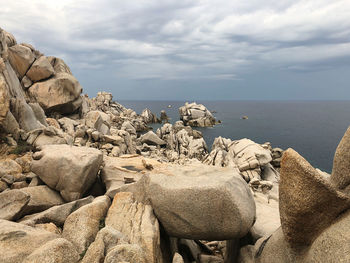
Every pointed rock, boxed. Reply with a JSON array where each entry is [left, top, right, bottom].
[[331, 126, 350, 193], [279, 148, 350, 247]]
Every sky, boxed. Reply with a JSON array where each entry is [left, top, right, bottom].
[[1, 0, 350, 100]]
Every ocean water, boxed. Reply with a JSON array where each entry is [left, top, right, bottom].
[[119, 100, 350, 173]]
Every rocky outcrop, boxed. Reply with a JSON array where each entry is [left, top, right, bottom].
[[26, 56, 54, 82], [0, 189, 30, 220], [141, 108, 160, 124], [8, 44, 35, 78], [31, 145, 103, 201], [0, 219, 74, 263], [105, 192, 162, 263], [28, 73, 82, 114], [179, 102, 216, 127], [63, 195, 111, 255], [143, 163, 256, 240], [203, 137, 277, 184]]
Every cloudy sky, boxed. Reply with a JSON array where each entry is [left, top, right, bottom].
[[1, 0, 350, 100]]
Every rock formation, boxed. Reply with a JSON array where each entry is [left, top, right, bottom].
[[179, 102, 216, 127], [1, 27, 350, 263]]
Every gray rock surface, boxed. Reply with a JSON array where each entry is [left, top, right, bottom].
[[0, 189, 30, 220], [31, 145, 103, 201], [63, 195, 111, 255], [138, 163, 256, 240], [105, 192, 162, 263]]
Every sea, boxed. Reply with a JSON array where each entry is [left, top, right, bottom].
[[119, 100, 350, 173]]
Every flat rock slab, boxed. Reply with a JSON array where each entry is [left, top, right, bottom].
[[31, 145, 103, 202], [101, 155, 161, 198]]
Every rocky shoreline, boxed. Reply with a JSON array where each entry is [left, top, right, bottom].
[[1, 28, 349, 263]]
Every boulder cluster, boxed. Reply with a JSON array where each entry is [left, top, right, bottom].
[[1, 28, 350, 263]]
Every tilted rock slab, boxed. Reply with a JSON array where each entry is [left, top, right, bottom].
[[105, 192, 162, 263], [19, 196, 94, 227], [63, 195, 111, 255], [31, 145, 103, 202], [7, 44, 35, 78], [26, 55, 54, 82], [0, 189, 30, 220]]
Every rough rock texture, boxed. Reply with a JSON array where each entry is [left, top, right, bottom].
[[141, 108, 159, 123], [331, 126, 350, 193], [0, 74, 9, 125], [63, 195, 111, 255], [101, 155, 160, 198], [22, 238, 79, 263], [104, 244, 147, 263], [105, 192, 162, 263], [0, 219, 59, 263], [251, 192, 280, 241], [141, 131, 166, 146], [19, 196, 94, 227], [26, 55, 54, 82], [179, 102, 216, 127], [20, 185, 65, 215], [8, 44, 35, 78], [302, 209, 350, 263], [203, 137, 274, 183], [279, 148, 350, 247], [81, 226, 127, 263], [0, 189, 30, 220], [28, 73, 82, 114], [31, 145, 103, 202], [138, 163, 256, 240]]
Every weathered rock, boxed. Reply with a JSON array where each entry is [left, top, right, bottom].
[[279, 148, 350, 247], [0, 219, 59, 262], [104, 244, 147, 263], [251, 192, 280, 241], [0, 158, 22, 177], [172, 252, 184, 263], [81, 226, 126, 263], [134, 163, 256, 240], [0, 75, 9, 125], [203, 137, 273, 182], [19, 196, 94, 227], [28, 73, 82, 114], [179, 102, 216, 127], [21, 75, 32, 89], [141, 108, 159, 123], [63, 195, 111, 255], [31, 145, 103, 202], [10, 98, 45, 132], [29, 103, 48, 126], [160, 110, 169, 122], [302, 208, 350, 263], [331, 126, 350, 193], [141, 131, 166, 146], [105, 192, 162, 263], [19, 185, 65, 215], [22, 238, 79, 263], [0, 189, 30, 220], [35, 222, 61, 234], [85, 110, 110, 135], [8, 44, 35, 78], [101, 155, 161, 198], [26, 55, 54, 82], [255, 209, 350, 263]]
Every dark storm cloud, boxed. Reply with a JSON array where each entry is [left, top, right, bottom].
[[1, 0, 350, 99]]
